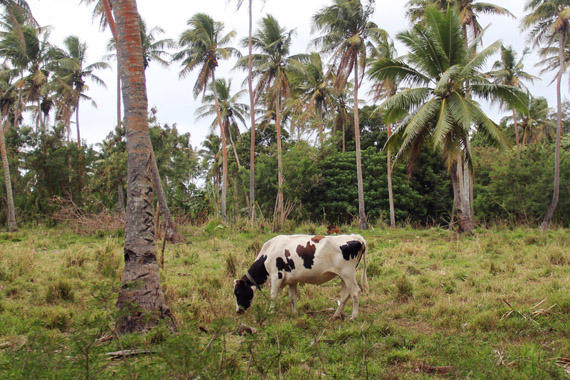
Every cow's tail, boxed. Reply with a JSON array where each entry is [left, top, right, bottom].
[[360, 243, 369, 294]]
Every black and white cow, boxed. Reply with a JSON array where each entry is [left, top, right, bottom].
[[234, 234, 368, 320]]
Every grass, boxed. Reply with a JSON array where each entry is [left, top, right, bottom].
[[1, 223, 570, 379]]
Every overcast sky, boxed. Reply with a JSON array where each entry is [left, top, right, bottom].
[[25, 0, 561, 150]]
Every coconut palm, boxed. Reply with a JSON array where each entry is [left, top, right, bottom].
[[111, 0, 172, 334], [235, 0, 263, 222], [406, 0, 514, 42], [173, 13, 238, 223], [488, 46, 537, 151], [237, 14, 296, 225], [312, 0, 386, 230], [367, 31, 398, 227], [195, 78, 249, 169], [522, 0, 570, 230], [52, 35, 109, 150], [0, 65, 18, 231], [369, 6, 527, 233], [290, 52, 336, 147]]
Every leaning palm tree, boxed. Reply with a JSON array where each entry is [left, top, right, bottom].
[[312, 0, 386, 230], [237, 14, 296, 226], [488, 46, 537, 152], [173, 13, 238, 223], [522, 0, 570, 231], [369, 6, 527, 233], [111, 0, 172, 335], [196, 78, 249, 170]]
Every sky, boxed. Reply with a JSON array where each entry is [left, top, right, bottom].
[[25, 0, 561, 150]]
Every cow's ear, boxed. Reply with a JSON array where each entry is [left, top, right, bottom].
[[234, 279, 244, 287]]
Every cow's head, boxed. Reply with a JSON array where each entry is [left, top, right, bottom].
[[234, 279, 254, 314]]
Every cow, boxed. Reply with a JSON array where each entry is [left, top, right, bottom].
[[234, 234, 368, 320], [327, 224, 340, 235]]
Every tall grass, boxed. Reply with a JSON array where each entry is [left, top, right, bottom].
[[0, 224, 569, 379]]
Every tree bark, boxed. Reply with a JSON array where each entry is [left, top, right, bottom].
[[150, 151, 185, 243], [451, 158, 474, 234], [211, 70, 228, 223], [512, 109, 519, 154], [275, 92, 284, 225], [111, 0, 172, 335], [76, 102, 84, 186], [118, 181, 126, 221], [540, 32, 565, 231], [0, 122, 17, 232], [353, 63, 368, 230], [387, 124, 395, 228], [247, 0, 256, 222]]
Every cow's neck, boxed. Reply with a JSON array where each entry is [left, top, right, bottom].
[[243, 255, 269, 287]]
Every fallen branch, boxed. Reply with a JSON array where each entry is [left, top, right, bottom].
[[105, 349, 156, 360]]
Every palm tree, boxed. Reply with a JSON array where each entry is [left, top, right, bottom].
[[80, 0, 120, 126], [53, 36, 109, 151], [173, 13, 238, 223], [312, 0, 386, 230], [522, 0, 570, 231], [111, 0, 172, 334], [406, 0, 514, 42], [235, 0, 262, 222], [290, 52, 335, 147], [369, 7, 527, 233], [199, 133, 223, 191], [237, 14, 296, 225], [195, 78, 249, 170], [488, 46, 537, 152], [0, 66, 18, 231], [367, 31, 398, 227]]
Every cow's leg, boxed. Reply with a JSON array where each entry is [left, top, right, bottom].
[[269, 273, 284, 310], [343, 275, 361, 320], [332, 279, 350, 320], [288, 283, 298, 313]]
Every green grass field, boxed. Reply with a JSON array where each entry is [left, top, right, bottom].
[[1, 224, 570, 379]]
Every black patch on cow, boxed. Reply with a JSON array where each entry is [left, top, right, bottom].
[[246, 255, 269, 287], [234, 279, 254, 311], [340, 240, 362, 261], [296, 242, 316, 269], [276, 250, 296, 272], [278, 272, 283, 279]]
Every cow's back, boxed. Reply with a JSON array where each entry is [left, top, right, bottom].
[[258, 234, 366, 285]]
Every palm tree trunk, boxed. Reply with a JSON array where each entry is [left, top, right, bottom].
[[353, 64, 368, 230], [112, 0, 172, 335], [276, 92, 284, 225], [512, 109, 519, 153], [387, 124, 395, 227], [0, 122, 17, 232], [211, 70, 228, 223], [76, 102, 84, 186], [99, 0, 122, 128], [451, 158, 474, 233], [150, 151, 184, 243], [540, 32, 565, 231], [225, 119, 241, 169], [247, 0, 256, 223], [118, 181, 126, 220], [115, 39, 122, 131]]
